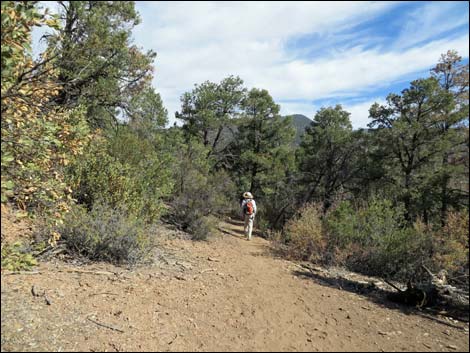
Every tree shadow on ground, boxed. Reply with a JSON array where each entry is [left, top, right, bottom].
[[218, 226, 245, 238], [292, 268, 469, 328], [221, 218, 265, 239], [253, 242, 468, 327], [225, 218, 245, 227]]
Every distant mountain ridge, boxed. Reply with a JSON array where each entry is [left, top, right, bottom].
[[282, 114, 312, 144]]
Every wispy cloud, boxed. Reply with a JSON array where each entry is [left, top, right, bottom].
[[131, 1, 468, 126], [393, 1, 469, 50], [31, 1, 469, 128]]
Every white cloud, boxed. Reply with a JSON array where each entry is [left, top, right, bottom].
[[134, 1, 401, 123], [344, 98, 386, 130], [279, 101, 315, 120], [132, 2, 469, 126], [394, 1, 469, 50], [30, 2, 469, 128]]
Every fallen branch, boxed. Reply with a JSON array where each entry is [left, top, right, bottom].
[[59, 269, 116, 276], [3, 271, 41, 275], [383, 279, 405, 292], [87, 317, 124, 333], [385, 267, 469, 311]]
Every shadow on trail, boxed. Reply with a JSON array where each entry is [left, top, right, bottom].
[[248, 241, 469, 327], [292, 268, 469, 328], [218, 226, 245, 238], [225, 218, 245, 227], [221, 218, 265, 239]]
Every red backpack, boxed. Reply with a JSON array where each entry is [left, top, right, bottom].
[[244, 200, 254, 215]]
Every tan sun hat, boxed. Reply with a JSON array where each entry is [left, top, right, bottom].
[[243, 192, 253, 199]]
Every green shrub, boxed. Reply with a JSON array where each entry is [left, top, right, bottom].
[[107, 127, 174, 222], [1, 242, 37, 271], [67, 135, 135, 210], [67, 131, 173, 223], [326, 198, 433, 280], [164, 139, 225, 240], [57, 203, 153, 265]]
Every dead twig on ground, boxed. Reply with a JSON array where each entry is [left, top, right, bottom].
[[59, 269, 117, 276], [88, 292, 118, 297], [87, 317, 124, 333], [167, 333, 178, 345], [3, 271, 41, 275]]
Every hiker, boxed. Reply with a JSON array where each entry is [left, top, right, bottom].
[[241, 192, 257, 240]]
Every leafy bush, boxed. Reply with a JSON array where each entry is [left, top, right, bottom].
[[1, 3, 88, 246], [67, 130, 173, 223], [281, 203, 325, 262], [57, 203, 153, 265], [164, 138, 227, 240], [107, 127, 174, 222], [67, 135, 135, 209], [326, 199, 433, 280], [1, 242, 37, 271]]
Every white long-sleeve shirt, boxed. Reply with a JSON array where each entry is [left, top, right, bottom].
[[241, 198, 257, 215]]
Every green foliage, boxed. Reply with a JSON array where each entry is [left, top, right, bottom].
[[164, 135, 222, 239], [57, 203, 153, 265], [67, 129, 173, 223], [48, 1, 156, 128], [127, 87, 168, 139], [107, 126, 174, 222], [298, 105, 357, 210], [67, 135, 135, 211], [2, 107, 90, 214], [368, 78, 456, 222], [189, 215, 218, 241], [1, 242, 37, 271], [177, 76, 245, 156], [1, 1, 59, 95], [230, 88, 296, 217], [326, 199, 433, 280], [1, 2, 90, 246]]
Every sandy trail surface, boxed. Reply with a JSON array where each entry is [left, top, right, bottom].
[[2, 219, 469, 351]]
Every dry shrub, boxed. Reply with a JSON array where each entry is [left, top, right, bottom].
[[432, 211, 469, 283], [283, 203, 325, 262], [57, 202, 153, 265]]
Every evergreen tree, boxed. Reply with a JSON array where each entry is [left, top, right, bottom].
[[298, 105, 357, 211], [176, 75, 245, 164], [430, 50, 469, 224], [369, 78, 455, 222], [230, 88, 295, 207], [48, 1, 156, 128]]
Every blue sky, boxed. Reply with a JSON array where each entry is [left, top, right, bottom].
[[34, 1, 469, 129]]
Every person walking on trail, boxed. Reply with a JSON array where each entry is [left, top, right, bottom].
[[241, 192, 257, 240]]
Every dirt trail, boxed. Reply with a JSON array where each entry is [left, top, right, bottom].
[[1, 219, 469, 352]]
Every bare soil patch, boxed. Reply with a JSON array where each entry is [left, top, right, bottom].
[[2, 219, 469, 351]]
